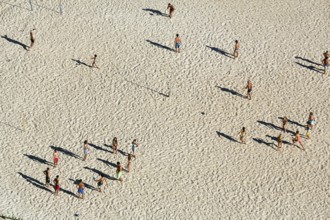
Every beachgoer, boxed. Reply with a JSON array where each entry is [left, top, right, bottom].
[[126, 154, 132, 173], [53, 150, 59, 167], [167, 3, 175, 18], [239, 127, 246, 144], [323, 51, 330, 59], [322, 57, 329, 75], [282, 116, 288, 133], [91, 54, 99, 69], [28, 29, 36, 50], [277, 134, 283, 152], [77, 179, 85, 199], [112, 137, 118, 154], [307, 112, 316, 130], [96, 174, 107, 192], [53, 175, 60, 196], [292, 130, 305, 151], [233, 40, 240, 59], [83, 140, 89, 161], [116, 162, 123, 182], [43, 167, 51, 187], [174, 34, 182, 53], [131, 139, 139, 158], [245, 80, 252, 100]]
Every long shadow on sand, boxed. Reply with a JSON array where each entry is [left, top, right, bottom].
[[69, 178, 97, 191], [216, 86, 244, 98], [252, 138, 277, 150], [88, 143, 112, 154], [23, 154, 53, 166], [142, 8, 167, 16], [50, 146, 82, 160], [295, 56, 321, 66], [206, 46, 233, 58], [18, 172, 52, 193], [216, 131, 239, 143], [124, 78, 169, 98], [71, 59, 91, 67], [265, 135, 291, 145], [257, 120, 295, 135], [97, 158, 117, 168], [84, 166, 117, 181], [278, 117, 306, 128], [295, 62, 323, 74], [104, 144, 128, 156], [146, 40, 174, 52], [1, 35, 28, 50]]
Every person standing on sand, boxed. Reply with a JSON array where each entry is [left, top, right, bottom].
[[53, 150, 59, 167], [233, 40, 240, 59], [245, 80, 252, 100], [96, 174, 107, 192], [322, 56, 329, 75], [277, 134, 283, 152], [43, 167, 51, 187], [323, 51, 329, 59], [131, 139, 139, 158], [53, 175, 60, 196], [91, 54, 99, 69], [174, 34, 182, 53], [239, 127, 246, 144], [83, 140, 90, 161], [77, 179, 85, 199], [116, 162, 123, 182], [282, 116, 288, 133], [167, 3, 175, 18], [307, 112, 316, 130], [112, 137, 118, 155], [126, 154, 132, 173], [292, 130, 305, 151], [28, 29, 36, 50]]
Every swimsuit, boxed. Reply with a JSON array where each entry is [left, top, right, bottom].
[[248, 89, 252, 93], [46, 177, 50, 184], [175, 43, 181, 49], [97, 182, 103, 187], [54, 158, 59, 163], [117, 171, 122, 179], [132, 144, 137, 153], [55, 185, 60, 190], [78, 188, 85, 194], [84, 149, 89, 155]]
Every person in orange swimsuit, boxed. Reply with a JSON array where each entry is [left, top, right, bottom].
[[292, 130, 305, 151]]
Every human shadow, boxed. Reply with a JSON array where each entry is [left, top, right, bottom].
[[96, 158, 117, 168], [278, 117, 305, 128], [88, 143, 112, 154], [252, 138, 276, 150], [50, 146, 82, 160], [146, 40, 174, 52], [18, 172, 52, 193], [84, 166, 117, 180], [257, 120, 295, 134], [295, 56, 321, 66], [265, 135, 291, 145], [216, 86, 244, 98], [206, 46, 233, 58], [69, 178, 97, 191], [1, 35, 28, 50], [295, 62, 323, 74], [216, 131, 239, 143], [142, 8, 167, 16], [71, 59, 91, 68], [124, 78, 169, 97], [23, 154, 53, 166]]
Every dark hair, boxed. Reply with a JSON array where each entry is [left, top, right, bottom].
[[94, 54, 97, 57], [235, 40, 238, 43], [242, 127, 246, 131], [128, 154, 132, 160], [176, 34, 179, 37], [56, 175, 59, 178], [84, 140, 88, 144], [117, 162, 120, 165], [101, 174, 104, 177]]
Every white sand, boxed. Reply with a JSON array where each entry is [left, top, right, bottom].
[[0, 0, 329, 219]]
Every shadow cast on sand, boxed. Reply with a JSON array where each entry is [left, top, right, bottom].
[[265, 135, 291, 145], [97, 158, 117, 168], [257, 120, 296, 134], [50, 146, 82, 160], [216, 131, 240, 143], [278, 117, 306, 128], [24, 154, 53, 166], [124, 78, 169, 98], [18, 172, 52, 193], [252, 138, 277, 150], [216, 86, 244, 98], [88, 143, 112, 153], [295, 56, 321, 66], [295, 62, 323, 74], [206, 46, 233, 58], [69, 178, 97, 191], [1, 35, 28, 50], [71, 59, 91, 67], [104, 144, 128, 156], [142, 8, 167, 16], [84, 166, 117, 181], [146, 40, 174, 52]]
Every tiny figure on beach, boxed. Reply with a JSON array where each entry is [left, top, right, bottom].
[[43, 167, 51, 187], [306, 126, 312, 139], [174, 34, 182, 53], [96, 174, 107, 192], [323, 51, 330, 59], [233, 40, 240, 59], [167, 3, 175, 18], [277, 133, 283, 152], [28, 28, 36, 50], [116, 162, 123, 182], [239, 127, 246, 144], [131, 139, 139, 158], [245, 80, 252, 100], [112, 137, 118, 155], [322, 56, 329, 75], [91, 54, 99, 69], [126, 154, 132, 173], [53, 175, 60, 196], [83, 140, 89, 161], [307, 112, 316, 130], [53, 149, 59, 167], [282, 116, 288, 133], [292, 130, 305, 151], [77, 179, 85, 199]]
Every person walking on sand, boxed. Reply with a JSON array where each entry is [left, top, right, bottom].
[[277, 133, 283, 152], [307, 112, 316, 130], [239, 127, 246, 144], [245, 80, 252, 100], [116, 162, 123, 182], [28, 29, 36, 50], [53, 150, 59, 167], [53, 175, 60, 196], [322, 56, 329, 75], [77, 179, 85, 199], [233, 40, 240, 59], [112, 137, 118, 155], [96, 174, 107, 192], [292, 130, 305, 151], [167, 3, 175, 18], [43, 167, 51, 187], [83, 140, 89, 161], [282, 116, 288, 133], [126, 154, 132, 173], [174, 34, 182, 53], [131, 139, 139, 158], [91, 54, 99, 69]]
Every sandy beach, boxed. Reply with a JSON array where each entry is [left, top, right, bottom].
[[0, 0, 329, 219]]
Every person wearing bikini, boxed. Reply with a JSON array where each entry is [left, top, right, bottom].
[[233, 40, 240, 59], [53, 175, 60, 196], [281, 116, 288, 133], [53, 150, 59, 167], [83, 140, 90, 161], [292, 130, 305, 151], [116, 162, 123, 182], [112, 137, 118, 155]]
